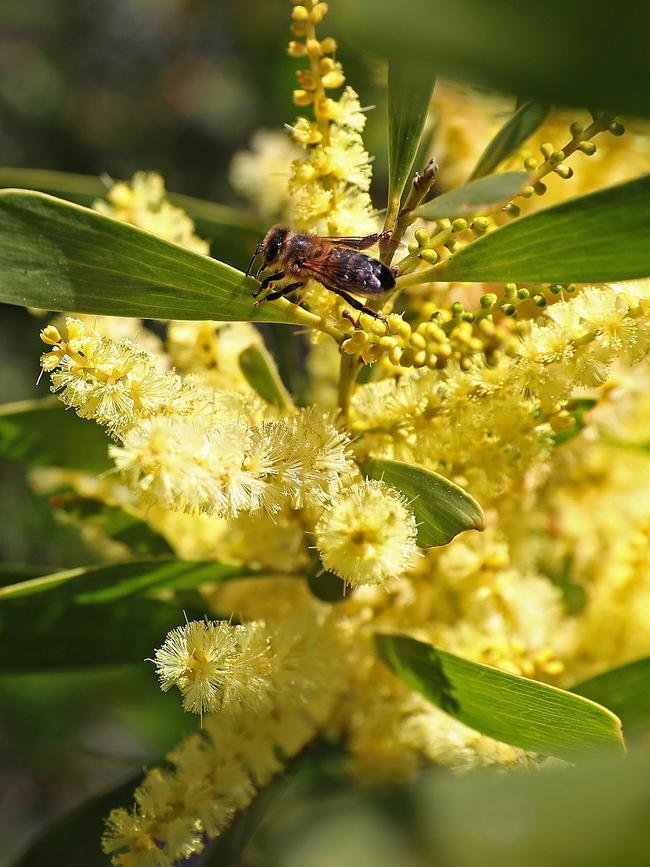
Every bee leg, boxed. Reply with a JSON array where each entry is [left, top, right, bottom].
[[252, 281, 304, 307], [253, 270, 285, 298], [326, 287, 386, 321]]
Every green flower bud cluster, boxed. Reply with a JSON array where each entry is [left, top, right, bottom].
[[505, 111, 626, 215]]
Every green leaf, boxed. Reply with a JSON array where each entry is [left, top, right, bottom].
[[387, 62, 436, 216], [11, 774, 141, 867], [0, 563, 55, 587], [0, 557, 251, 603], [469, 101, 549, 180], [0, 593, 203, 671], [0, 189, 300, 324], [360, 458, 485, 547], [239, 344, 292, 410], [0, 398, 111, 473], [411, 171, 529, 221], [49, 495, 174, 557], [335, 0, 650, 120], [375, 634, 625, 761], [572, 657, 650, 733], [0, 167, 264, 271], [439, 174, 650, 283]]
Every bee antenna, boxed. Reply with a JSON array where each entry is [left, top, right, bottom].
[[245, 241, 265, 278]]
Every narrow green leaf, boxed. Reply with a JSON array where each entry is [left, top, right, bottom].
[[375, 634, 626, 761], [0, 593, 203, 671], [0, 557, 251, 602], [0, 189, 300, 324], [12, 774, 141, 867], [0, 563, 55, 587], [572, 657, 650, 733], [360, 458, 485, 547], [239, 344, 292, 410], [469, 101, 549, 180], [335, 0, 650, 121], [439, 175, 650, 283], [411, 171, 529, 221], [0, 398, 111, 473], [49, 495, 174, 557], [0, 167, 264, 270], [387, 62, 436, 215]]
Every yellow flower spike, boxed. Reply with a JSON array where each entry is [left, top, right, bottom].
[[319, 36, 337, 54], [40, 325, 63, 346], [291, 4, 310, 20], [297, 69, 318, 90], [361, 343, 383, 364], [287, 40, 307, 57], [306, 37, 322, 57], [293, 89, 314, 106], [410, 332, 426, 350], [321, 70, 345, 89], [291, 21, 307, 36], [413, 350, 427, 367], [349, 329, 369, 349], [311, 2, 329, 22]]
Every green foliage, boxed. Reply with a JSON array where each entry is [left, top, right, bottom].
[[375, 634, 625, 761], [0, 593, 204, 671], [238, 344, 292, 410], [50, 496, 174, 558], [0, 190, 299, 324], [11, 774, 141, 867], [0, 399, 111, 473], [335, 0, 650, 119], [0, 557, 251, 602], [386, 62, 436, 217], [360, 458, 485, 547], [440, 175, 650, 283], [412, 171, 529, 220], [572, 657, 650, 734], [469, 101, 549, 180], [0, 167, 264, 271]]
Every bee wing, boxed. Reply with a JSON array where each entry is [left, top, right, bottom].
[[301, 250, 395, 297], [317, 233, 387, 251]]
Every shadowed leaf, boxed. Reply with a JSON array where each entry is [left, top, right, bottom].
[[375, 634, 626, 761], [412, 171, 529, 220], [438, 175, 650, 283], [0, 398, 111, 473]]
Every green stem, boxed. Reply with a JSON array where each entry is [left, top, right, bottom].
[[380, 158, 438, 265]]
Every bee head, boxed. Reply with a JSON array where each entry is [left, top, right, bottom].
[[263, 226, 289, 265]]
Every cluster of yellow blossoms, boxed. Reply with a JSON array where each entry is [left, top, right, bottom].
[[31, 3, 650, 865]]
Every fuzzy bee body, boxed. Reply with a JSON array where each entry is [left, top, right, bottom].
[[248, 225, 396, 319]]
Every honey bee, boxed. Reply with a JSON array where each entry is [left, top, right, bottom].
[[246, 226, 398, 320]]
